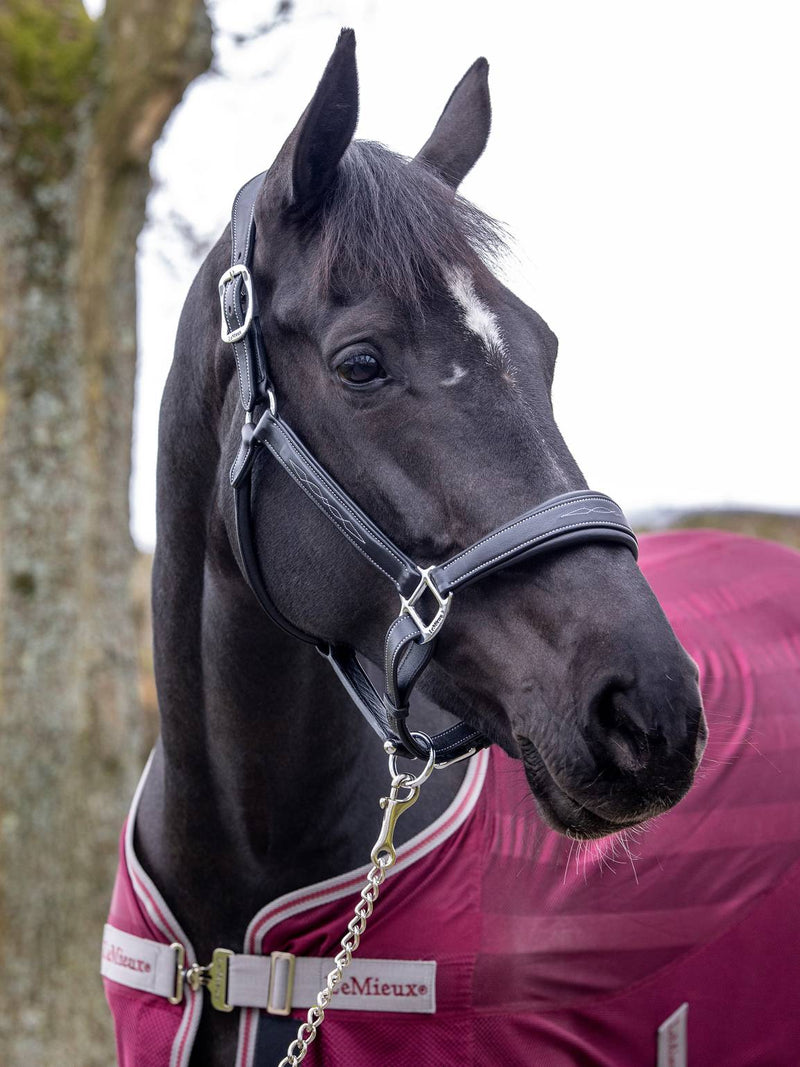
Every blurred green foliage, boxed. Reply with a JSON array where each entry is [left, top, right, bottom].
[[0, 0, 97, 182]]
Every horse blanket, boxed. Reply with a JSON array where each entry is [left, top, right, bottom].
[[102, 530, 800, 1065]]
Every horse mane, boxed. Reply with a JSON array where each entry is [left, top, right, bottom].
[[315, 140, 508, 304]]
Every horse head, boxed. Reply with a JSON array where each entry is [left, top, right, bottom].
[[217, 29, 706, 839]]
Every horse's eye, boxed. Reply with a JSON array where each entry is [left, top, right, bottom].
[[336, 351, 386, 386]]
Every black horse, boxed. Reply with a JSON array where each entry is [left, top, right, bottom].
[[125, 30, 711, 1066]]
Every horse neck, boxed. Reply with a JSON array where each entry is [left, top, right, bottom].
[[139, 492, 464, 958], [139, 523, 388, 951]]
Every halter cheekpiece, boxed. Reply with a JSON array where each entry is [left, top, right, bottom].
[[222, 172, 639, 764]]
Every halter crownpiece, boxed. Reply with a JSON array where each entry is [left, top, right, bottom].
[[222, 172, 638, 764]]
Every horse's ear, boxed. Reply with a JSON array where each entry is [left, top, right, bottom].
[[416, 58, 491, 189], [285, 28, 359, 217]]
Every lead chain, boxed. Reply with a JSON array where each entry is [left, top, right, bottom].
[[276, 857, 390, 1066], [277, 738, 436, 1067]]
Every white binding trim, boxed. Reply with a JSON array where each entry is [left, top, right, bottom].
[[123, 754, 203, 1067]]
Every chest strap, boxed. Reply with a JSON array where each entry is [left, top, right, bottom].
[[101, 924, 436, 1016]]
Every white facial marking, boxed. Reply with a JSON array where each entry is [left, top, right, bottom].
[[440, 363, 468, 387], [446, 265, 515, 380], [446, 267, 568, 483]]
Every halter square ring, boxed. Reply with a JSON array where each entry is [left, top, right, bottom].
[[218, 264, 254, 344], [400, 567, 452, 643]]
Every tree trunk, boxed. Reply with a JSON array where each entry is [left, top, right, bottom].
[[0, 2, 212, 1061]]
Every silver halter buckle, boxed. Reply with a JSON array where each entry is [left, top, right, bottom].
[[218, 264, 254, 344], [400, 567, 452, 643]]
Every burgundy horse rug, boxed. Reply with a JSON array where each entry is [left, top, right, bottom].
[[102, 530, 800, 1065]]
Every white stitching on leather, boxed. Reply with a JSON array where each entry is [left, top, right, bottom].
[[261, 436, 400, 587], [284, 459, 367, 545], [388, 627, 424, 711], [228, 181, 255, 409], [231, 183, 244, 258], [267, 419, 413, 578], [232, 287, 254, 410], [435, 722, 478, 741], [384, 615, 409, 675], [223, 289, 248, 407], [230, 186, 249, 407], [440, 496, 616, 573], [389, 626, 414, 687], [240, 175, 261, 263], [449, 519, 632, 585]]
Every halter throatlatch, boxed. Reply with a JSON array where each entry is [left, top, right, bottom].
[[221, 172, 639, 764]]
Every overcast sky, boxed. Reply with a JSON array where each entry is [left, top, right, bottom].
[[115, 0, 799, 550]]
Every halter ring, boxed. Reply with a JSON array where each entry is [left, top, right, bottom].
[[388, 731, 436, 786]]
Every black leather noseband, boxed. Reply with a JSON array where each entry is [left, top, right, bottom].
[[221, 172, 638, 764]]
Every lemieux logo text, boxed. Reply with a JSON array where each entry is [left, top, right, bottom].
[[334, 976, 428, 998], [103, 940, 152, 974]]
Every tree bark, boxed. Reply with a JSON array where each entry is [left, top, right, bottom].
[[0, 1, 212, 1061]]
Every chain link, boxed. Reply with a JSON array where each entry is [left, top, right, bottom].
[[277, 739, 436, 1066], [277, 858, 390, 1066]]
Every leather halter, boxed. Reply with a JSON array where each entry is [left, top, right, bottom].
[[221, 172, 638, 763]]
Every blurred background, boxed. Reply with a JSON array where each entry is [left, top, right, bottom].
[[0, 0, 798, 1061]]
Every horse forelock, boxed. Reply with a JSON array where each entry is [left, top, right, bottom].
[[313, 140, 508, 305]]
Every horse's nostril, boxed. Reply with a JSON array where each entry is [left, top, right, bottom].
[[592, 683, 652, 774], [606, 720, 650, 773]]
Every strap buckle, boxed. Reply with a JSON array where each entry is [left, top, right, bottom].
[[219, 264, 254, 344], [400, 567, 452, 643], [267, 951, 296, 1016], [168, 942, 185, 1004]]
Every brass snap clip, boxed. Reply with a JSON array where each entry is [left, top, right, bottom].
[[371, 777, 421, 867], [371, 733, 437, 867], [184, 948, 234, 1012]]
